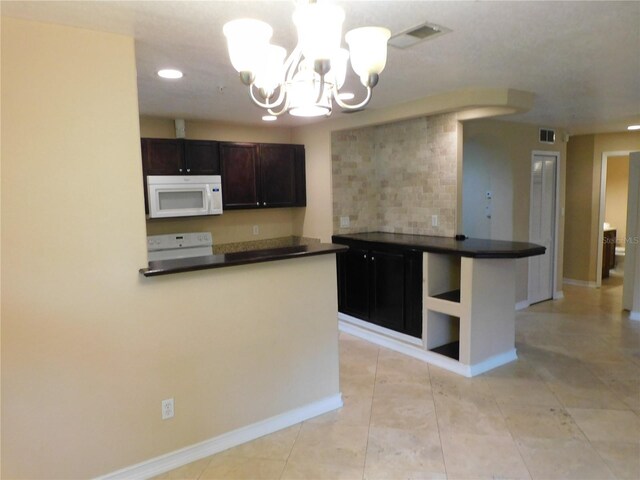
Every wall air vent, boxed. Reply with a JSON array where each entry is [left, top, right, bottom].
[[388, 22, 451, 49], [539, 128, 556, 144]]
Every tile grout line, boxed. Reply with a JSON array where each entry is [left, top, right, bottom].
[[361, 346, 381, 480], [427, 365, 449, 480], [495, 398, 536, 480], [277, 422, 303, 480], [194, 454, 214, 480]]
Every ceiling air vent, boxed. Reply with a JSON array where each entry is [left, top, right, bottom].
[[388, 22, 451, 49], [539, 128, 556, 144]]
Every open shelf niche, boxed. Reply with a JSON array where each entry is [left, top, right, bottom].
[[425, 253, 461, 303], [425, 310, 460, 360]]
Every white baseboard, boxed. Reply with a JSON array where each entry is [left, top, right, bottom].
[[95, 394, 343, 480], [630, 311, 640, 321], [468, 349, 518, 376], [554, 290, 564, 300], [338, 317, 517, 378], [563, 278, 598, 288], [338, 313, 422, 346], [515, 300, 530, 311]]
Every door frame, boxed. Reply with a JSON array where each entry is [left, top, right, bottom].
[[528, 150, 561, 304], [597, 150, 633, 287]]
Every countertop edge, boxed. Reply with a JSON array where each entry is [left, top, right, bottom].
[[331, 233, 546, 259], [140, 243, 348, 277]]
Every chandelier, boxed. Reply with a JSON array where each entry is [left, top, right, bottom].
[[223, 1, 390, 119]]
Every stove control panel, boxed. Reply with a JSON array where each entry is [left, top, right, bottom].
[[147, 232, 212, 252]]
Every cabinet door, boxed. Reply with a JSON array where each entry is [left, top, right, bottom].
[[404, 251, 423, 338], [220, 143, 260, 208], [293, 145, 306, 207], [339, 247, 370, 319], [184, 140, 220, 175], [142, 138, 184, 175], [369, 250, 405, 333], [259, 144, 297, 207]]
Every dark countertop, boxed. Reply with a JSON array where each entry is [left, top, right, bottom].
[[332, 232, 545, 259], [140, 243, 348, 277]]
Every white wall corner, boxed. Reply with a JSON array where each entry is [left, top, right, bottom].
[[515, 300, 530, 311], [553, 290, 564, 299]]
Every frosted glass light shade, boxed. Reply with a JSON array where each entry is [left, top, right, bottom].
[[345, 26, 391, 84], [293, 3, 345, 62], [254, 44, 287, 94], [287, 68, 331, 117], [223, 19, 273, 73]]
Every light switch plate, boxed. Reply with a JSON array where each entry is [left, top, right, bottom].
[[340, 216, 350, 228]]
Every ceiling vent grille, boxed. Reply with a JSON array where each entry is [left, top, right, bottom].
[[539, 128, 556, 144], [388, 22, 451, 49]]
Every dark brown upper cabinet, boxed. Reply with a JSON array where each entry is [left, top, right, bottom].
[[220, 142, 306, 210], [141, 138, 220, 176]]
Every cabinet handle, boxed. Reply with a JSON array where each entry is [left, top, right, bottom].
[[179, 168, 183, 173], [256, 202, 260, 206], [371, 256, 375, 261], [187, 168, 191, 173], [363, 254, 367, 259], [263, 202, 267, 206]]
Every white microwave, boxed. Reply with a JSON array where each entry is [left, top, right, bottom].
[[147, 175, 223, 218]]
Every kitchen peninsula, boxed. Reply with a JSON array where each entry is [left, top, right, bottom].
[[333, 232, 545, 377]]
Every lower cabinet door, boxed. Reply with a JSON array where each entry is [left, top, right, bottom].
[[369, 250, 405, 332], [340, 247, 370, 319]]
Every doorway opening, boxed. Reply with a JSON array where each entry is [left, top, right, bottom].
[[598, 152, 631, 287]]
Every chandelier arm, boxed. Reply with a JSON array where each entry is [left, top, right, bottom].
[[267, 94, 291, 116], [315, 74, 326, 104], [283, 45, 303, 83], [332, 84, 373, 110], [249, 85, 286, 110]]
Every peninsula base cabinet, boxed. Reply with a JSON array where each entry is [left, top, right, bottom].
[[335, 241, 422, 338], [331, 233, 541, 377]]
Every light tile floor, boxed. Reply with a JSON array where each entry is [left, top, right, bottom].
[[155, 279, 639, 480]]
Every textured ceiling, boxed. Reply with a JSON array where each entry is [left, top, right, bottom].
[[2, 0, 639, 132]]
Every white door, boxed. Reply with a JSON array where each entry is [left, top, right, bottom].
[[529, 153, 557, 304]]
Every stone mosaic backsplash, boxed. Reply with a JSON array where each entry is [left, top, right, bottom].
[[332, 113, 458, 237]]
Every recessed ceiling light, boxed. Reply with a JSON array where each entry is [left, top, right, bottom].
[[628, 125, 640, 131], [157, 69, 183, 79], [262, 115, 277, 122], [338, 92, 355, 101]]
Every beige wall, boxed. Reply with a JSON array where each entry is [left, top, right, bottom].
[[605, 155, 630, 246], [462, 119, 567, 303], [564, 135, 596, 281], [332, 114, 458, 237], [1, 17, 339, 478], [140, 117, 305, 244], [564, 131, 640, 282]]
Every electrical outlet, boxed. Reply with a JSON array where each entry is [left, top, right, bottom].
[[340, 216, 350, 228], [431, 215, 438, 227], [486, 191, 493, 200], [162, 398, 174, 420], [252, 225, 259, 236]]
